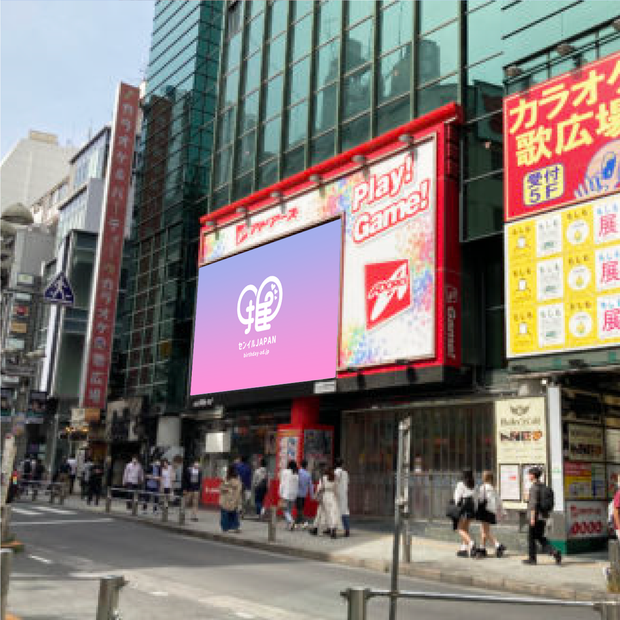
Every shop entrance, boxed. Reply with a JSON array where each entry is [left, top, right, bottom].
[[343, 401, 495, 519]]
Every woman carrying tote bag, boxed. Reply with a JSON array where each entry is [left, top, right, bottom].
[[453, 469, 478, 558], [476, 470, 507, 558]]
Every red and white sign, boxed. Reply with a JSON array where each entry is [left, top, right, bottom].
[[504, 51, 620, 221], [365, 260, 412, 330], [566, 500, 606, 539], [80, 83, 140, 410], [198, 105, 462, 382]]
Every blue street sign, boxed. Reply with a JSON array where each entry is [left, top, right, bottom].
[[43, 272, 75, 306]]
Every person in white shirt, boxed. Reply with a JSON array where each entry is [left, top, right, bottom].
[[160, 459, 175, 501], [453, 469, 478, 558], [335, 458, 350, 537], [122, 455, 144, 510], [67, 456, 77, 495], [278, 460, 299, 530], [476, 470, 506, 558]]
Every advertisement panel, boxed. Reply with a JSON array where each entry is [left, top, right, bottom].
[[564, 461, 606, 500], [504, 51, 620, 221], [495, 397, 547, 508], [80, 83, 140, 410], [190, 220, 342, 395], [607, 428, 620, 463], [506, 192, 620, 357], [566, 500, 607, 539], [567, 424, 604, 461], [340, 139, 437, 365]]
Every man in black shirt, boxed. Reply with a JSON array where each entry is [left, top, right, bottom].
[[523, 467, 561, 565]]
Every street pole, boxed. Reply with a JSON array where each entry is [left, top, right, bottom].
[[48, 412, 60, 484], [1, 548, 13, 620]]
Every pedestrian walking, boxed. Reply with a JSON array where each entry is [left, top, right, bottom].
[[81, 456, 93, 500], [67, 455, 77, 495], [475, 470, 506, 558], [279, 460, 299, 530], [334, 458, 350, 537], [219, 465, 242, 533], [522, 467, 561, 565], [21, 456, 32, 495], [235, 456, 252, 516], [453, 469, 478, 558], [57, 458, 71, 496], [160, 459, 175, 503], [143, 460, 162, 514], [295, 460, 313, 528], [184, 460, 202, 521], [309, 466, 340, 539], [122, 455, 144, 509], [87, 460, 104, 506], [252, 458, 268, 517]]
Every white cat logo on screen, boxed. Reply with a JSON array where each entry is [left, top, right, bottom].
[[237, 276, 283, 334]]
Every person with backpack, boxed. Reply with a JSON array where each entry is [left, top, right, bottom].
[[452, 469, 479, 557], [476, 470, 506, 558], [252, 458, 268, 517], [523, 467, 561, 565]]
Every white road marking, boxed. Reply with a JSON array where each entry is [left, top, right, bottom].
[[150, 591, 169, 597], [28, 554, 53, 564], [13, 518, 113, 526], [30, 506, 76, 515], [11, 507, 40, 516], [235, 613, 254, 619]]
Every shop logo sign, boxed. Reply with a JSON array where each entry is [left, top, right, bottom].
[[237, 276, 283, 334], [365, 260, 411, 330]]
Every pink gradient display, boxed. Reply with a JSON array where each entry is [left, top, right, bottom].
[[190, 219, 342, 395]]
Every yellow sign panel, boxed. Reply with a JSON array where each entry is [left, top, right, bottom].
[[506, 192, 620, 357]]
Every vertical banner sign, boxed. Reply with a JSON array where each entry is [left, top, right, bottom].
[[80, 83, 140, 409], [504, 51, 620, 221]]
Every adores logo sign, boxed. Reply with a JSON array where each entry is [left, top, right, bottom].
[[365, 260, 411, 330]]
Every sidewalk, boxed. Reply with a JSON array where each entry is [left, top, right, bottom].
[[48, 496, 611, 601]]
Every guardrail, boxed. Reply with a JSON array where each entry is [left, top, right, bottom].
[[17, 480, 66, 504], [341, 587, 619, 620], [104, 487, 185, 525]]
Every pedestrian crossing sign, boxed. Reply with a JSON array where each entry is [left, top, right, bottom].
[[43, 272, 75, 306]]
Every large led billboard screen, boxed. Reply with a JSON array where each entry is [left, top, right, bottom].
[[190, 219, 342, 395]]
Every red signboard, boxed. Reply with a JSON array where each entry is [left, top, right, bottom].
[[80, 83, 140, 409], [504, 51, 620, 221]]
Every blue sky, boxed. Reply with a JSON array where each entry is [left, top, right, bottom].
[[0, 0, 154, 158]]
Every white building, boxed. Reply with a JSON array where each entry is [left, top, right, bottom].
[[0, 130, 76, 212]]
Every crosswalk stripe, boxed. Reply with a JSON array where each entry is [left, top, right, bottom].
[[13, 518, 113, 526], [30, 506, 76, 515], [11, 507, 39, 516]]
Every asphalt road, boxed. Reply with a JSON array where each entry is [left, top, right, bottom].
[[7, 503, 594, 620]]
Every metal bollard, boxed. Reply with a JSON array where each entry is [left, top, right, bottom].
[[179, 497, 186, 525], [131, 491, 138, 516], [598, 601, 620, 620], [1, 549, 14, 620], [49, 485, 55, 504], [105, 488, 112, 513], [59, 485, 66, 505], [95, 575, 126, 620], [1, 505, 12, 543], [162, 496, 169, 523], [268, 505, 277, 542], [342, 587, 370, 620], [402, 518, 412, 564], [32, 485, 38, 502], [608, 540, 620, 594]]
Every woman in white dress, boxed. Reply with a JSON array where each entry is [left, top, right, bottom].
[[309, 467, 340, 539]]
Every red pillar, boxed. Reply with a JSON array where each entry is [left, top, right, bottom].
[[290, 396, 320, 427]]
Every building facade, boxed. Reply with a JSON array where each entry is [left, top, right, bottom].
[[116, 1, 223, 453], [181, 1, 620, 554]]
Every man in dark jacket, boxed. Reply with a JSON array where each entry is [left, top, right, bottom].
[[234, 456, 252, 516], [183, 461, 202, 521], [523, 467, 561, 565]]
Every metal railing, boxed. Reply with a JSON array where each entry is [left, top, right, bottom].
[[16, 480, 66, 504], [341, 587, 620, 620], [104, 487, 185, 525]]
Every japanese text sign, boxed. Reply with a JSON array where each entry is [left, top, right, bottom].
[[80, 83, 139, 409], [504, 51, 620, 221], [505, 191, 620, 357]]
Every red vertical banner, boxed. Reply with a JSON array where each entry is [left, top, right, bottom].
[[80, 83, 140, 410]]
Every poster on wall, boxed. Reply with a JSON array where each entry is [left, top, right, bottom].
[[495, 398, 548, 507], [503, 50, 620, 221], [566, 501, 607, 539], [608, 463, 620, 496], [565, 461, 606, 500], [567, 424, 604, 461], [277, 431, 300, 472], [607, 428, 620, 463], [303, 429, 333, 474], [499, 464, 520, 502], [505, 193, 620, 358]]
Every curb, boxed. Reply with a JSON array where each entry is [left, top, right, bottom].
[[98, 509, 612, 602]]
